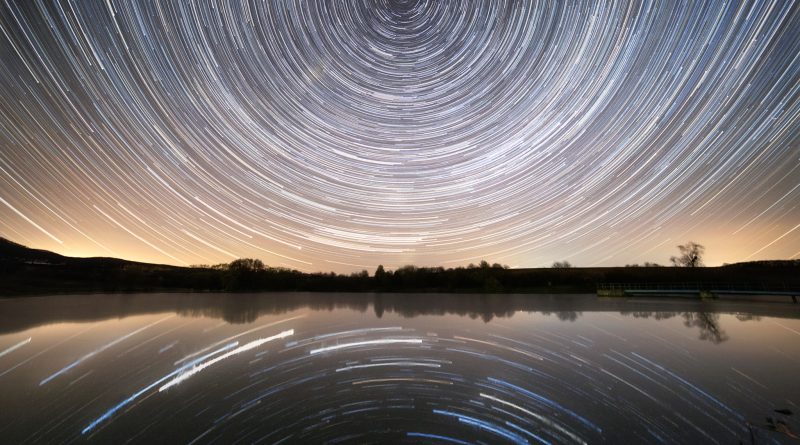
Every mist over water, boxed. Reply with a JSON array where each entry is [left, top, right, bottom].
[[1, 293, 799, 443]]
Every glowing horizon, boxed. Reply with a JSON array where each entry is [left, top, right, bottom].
[[1, 2, 798, 272]]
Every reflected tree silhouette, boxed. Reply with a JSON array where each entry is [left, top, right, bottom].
[[682, 312, 729, 344], [735, 313, 761, 322], [620, 310, 731, 343], [1, 293, 791, 340], [373, 294, 385, 318], [556, 311, 581, 322]]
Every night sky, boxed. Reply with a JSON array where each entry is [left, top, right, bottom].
[[1, 1, 799, 272]]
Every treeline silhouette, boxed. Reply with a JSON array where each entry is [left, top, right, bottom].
[[1, 237, 799, 296], [1, 292, 785, 345]]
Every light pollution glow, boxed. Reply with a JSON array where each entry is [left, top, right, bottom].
[[0, 1, 799, 272]]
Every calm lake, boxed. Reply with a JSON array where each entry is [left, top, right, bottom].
[[1, 293, 799, 444]]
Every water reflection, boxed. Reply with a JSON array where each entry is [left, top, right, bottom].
[[620, 311, 733, 344], [0, 292, 791, 342], [0, 293, 798, 444]]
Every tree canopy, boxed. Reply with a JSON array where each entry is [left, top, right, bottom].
[[670, 242, 705, 267]]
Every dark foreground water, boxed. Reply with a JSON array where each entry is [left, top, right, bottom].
[[1, 293, 799, 444]]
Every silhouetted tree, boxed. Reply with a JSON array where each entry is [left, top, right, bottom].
[[223, 258, 266, 290], [551, 261, 572, 268], [4, 236, 800, 296], [625, 262, 662, 267], [374, 264, 388, 290], [670, 242, 704, 267]]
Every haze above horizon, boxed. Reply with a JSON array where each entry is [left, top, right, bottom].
[[1, 1, 799, 273]]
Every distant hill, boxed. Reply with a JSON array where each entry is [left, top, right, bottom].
[[1, 237, 798, 296], [720, 259, 800, 268], [0, 237, 177, 269], [0, 237, 200, 295], [0, 237, 69, 264]]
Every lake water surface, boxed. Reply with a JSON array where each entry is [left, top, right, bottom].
[[1, 293, 799, 444]]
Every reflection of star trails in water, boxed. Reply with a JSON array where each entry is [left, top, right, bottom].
[[0, 337, 31, 358], [81, 341, 240, 435], [768, 319, 800, 337], [39, 316, 174, 386], [335, 361, 441, 372], [480, 393, 588, 445], [0, 326, 96, 379], [173, 314, 305, 365], [351, 377, 452, 385], [0, 293, 796, 443], [310, 338, 424, 354], [159, 329, 294, 391], [83, 326, 296, 435]]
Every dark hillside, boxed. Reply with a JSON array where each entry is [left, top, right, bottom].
[[1, 238, 798, 296]]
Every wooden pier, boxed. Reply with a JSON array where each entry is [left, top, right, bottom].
[[597, 283, 799, 303]]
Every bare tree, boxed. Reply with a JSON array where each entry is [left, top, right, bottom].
[[670, 242, 704, 267]]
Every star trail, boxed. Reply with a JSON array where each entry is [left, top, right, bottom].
[[2, 295, 800, 443], [1, 1, 799, 271]]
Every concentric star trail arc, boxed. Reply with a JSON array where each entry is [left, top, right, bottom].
[[0, 1, 798, 270]]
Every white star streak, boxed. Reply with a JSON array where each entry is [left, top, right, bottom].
[[0, 195, 62, 244], [310, 338, 424, 355], [0, 337, 31, 358], [159, 329, 294, 391], [0, 1, 797, 268], [39, 315, 173, 386]]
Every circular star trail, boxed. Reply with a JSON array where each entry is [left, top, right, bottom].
[[0, 1, 799, 270]]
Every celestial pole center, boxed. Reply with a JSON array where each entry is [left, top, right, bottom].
[[1, 1, 799, 270]]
